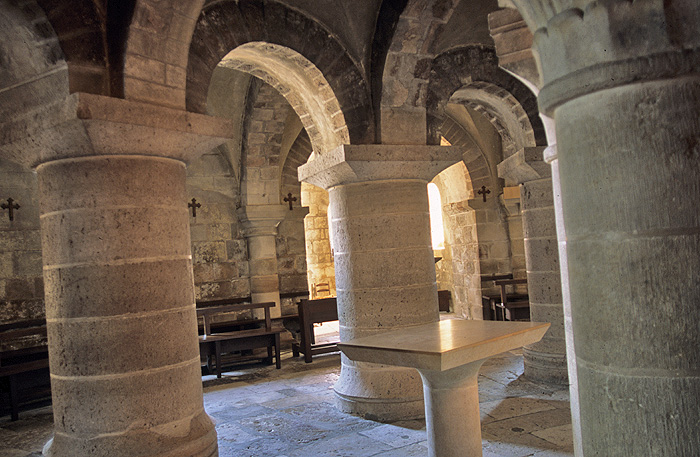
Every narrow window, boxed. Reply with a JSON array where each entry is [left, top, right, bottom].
[[428, 183, 445, 250]]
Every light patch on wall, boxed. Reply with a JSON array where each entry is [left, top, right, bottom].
[[428, 183, 445, 250]]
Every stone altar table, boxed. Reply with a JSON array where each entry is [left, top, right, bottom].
[[337, 319, 550, 457]]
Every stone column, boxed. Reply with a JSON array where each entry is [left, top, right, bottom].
[[544, 144, 583, 456], [299, 144, 461, 420], [498, 147, 567, 384], [507, 2, 700, 455], [238, 204, 287, 319], [0, 93, 231, 457]]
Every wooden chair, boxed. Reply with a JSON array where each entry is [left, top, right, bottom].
[[494, 278, 530, 321], [312, 282, 331, 299], [292, 297, 339, 363]]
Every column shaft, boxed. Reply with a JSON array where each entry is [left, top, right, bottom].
[[38, 156, 217, 457], [332, 179, 438, 419], [239, 205, 287, 319], [520, 178, 567, 384], [557, 78, 700, 456], [419, 363, 484, 457]]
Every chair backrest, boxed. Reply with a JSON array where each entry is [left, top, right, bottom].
[[312, 282, 331, 298]]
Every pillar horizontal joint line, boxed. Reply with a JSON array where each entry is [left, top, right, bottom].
[[46, 304, 196, 323], [50, 356, 201, 381], [42, 254, 193, 270], [40, 205, 189, 218], [300, 144, 461, 421]]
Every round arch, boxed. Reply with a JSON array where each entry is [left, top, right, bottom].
[[185, 0, 374, 149], [427, 45, 545, 147]]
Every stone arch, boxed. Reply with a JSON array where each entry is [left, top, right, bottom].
[[0, 0, 69, 167], [240, 79, 291, 206], [186, 0, 373, 149], [35, 0, 135, 96], [218, 43, 349, 154], [378, 0, 461, 143], [439, 115, 490, 194], [427, 45, 545, 147], [451, 81, 540, 159], [122, 0, 204, 108]]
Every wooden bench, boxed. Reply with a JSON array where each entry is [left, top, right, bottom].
[[292, 297, 339, 363], [196, 301, 283, 378], [0, 319, 50, 421]]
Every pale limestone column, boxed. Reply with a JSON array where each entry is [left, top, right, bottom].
[[0, 93, 231, 457], [498, 147, 567, 384], [544, 144, 583, 456], [238, 204, 287, 319], [299, 144, 461, 420], [505, 2, 700, 455]]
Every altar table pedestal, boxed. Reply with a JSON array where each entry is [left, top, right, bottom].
[[337, 319, 550, 457]]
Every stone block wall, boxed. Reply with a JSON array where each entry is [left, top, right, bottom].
[[442, 201, 481, 319], [0, 160, 44, 349], [276, 210, 309, 315], [187, 150, 251, 303], [301, 183, 335, 296]]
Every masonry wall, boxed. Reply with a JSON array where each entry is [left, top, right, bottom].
[[301, 183, 335, 297], [276, 210, 309, 315], [0, 160, 44, 349], [443, 201, 481, 319], [187, 150, 250, 303]]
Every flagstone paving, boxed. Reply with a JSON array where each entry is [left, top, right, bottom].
[[1, 348, 574, 457]]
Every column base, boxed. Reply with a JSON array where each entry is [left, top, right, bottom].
[[334, 391, 425, 422], [523, 347, 569, 385], [43, 411, 218, 457], [334, 361, 425, 421]]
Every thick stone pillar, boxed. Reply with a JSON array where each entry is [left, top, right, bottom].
[[506, 2, 700, 455], [544, 144, 583, 456], [238, 205, 287, 319], [498, 147, 567, 384], [299, 144, 461, 420], [0, 93, 231, 457]]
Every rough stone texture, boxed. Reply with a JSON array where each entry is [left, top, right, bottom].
[[498, 147, 568, 385], [555, 79, 700, 457], [186, 1, 373, 146], [187, 149, 250, 302], [301, 183, 336, 297], [38, 156, 217, 457], [239, 204, 288, 318], [300, 144, 460, 421], [276, 206, 309, 314], [0, 159, 44, 350], [242, 82, 290, 206]]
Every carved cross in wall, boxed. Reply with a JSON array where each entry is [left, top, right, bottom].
[[477, 186, 491, 202], [188, 198, 201, 218], [1, 198, 20, 221], [284, 193, 297, 210]]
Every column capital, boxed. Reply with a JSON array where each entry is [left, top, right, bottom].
[[298, 144, 462, 190], [497, 146, 550, 185], [0, 92, 233, 168], [503, 1, 700, 114], [237, 204, 288, 236]]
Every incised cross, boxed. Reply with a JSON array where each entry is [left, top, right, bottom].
[[188, 198, 201, 218], [1, 198, 20, 221], [284, 193, 297, 210], [477, 186, 491, 202]]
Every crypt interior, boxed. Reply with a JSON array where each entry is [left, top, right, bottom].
[[0, 0, 698, 456]]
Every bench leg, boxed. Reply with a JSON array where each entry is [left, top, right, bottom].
[[9, 375, 19, 421], [267, 345, 273, 365], [275, 333, 281, 369], [215, 341, 222, 379]]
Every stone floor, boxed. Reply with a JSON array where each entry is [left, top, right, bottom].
[[0, 344, 573, 457]]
